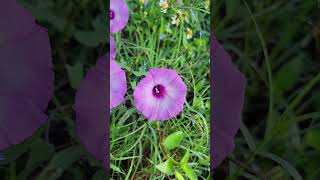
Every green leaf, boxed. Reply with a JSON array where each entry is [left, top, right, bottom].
[[19, 138, 54, 177], [155, 158, 174, 175], [132, 70, 147, 77], [36, 146, 85, 180], [163, 131, 185, 151], [0, 127, 45, 165], [305, 129, 320, 151], [180, 150, 190, 166], [182, 164, 198, 180], [174, 170, 185, 180], [66, 63, 83, 89], [27, 138, 54, 167], [74, 31, 106, 47], [18, 2, 67, 31]]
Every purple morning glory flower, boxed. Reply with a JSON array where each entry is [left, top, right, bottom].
[[0, 0, 54, 150], [110, 36, 116, 59], [211, 32, 246, 168], [133, 68, 187, 121], [110, 0, 129, 33], [75, 55, 127, 168]]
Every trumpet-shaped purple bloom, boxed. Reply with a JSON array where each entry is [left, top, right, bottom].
[[110, 0, 129, 33], [133, 68, 187, 121], [0, 0, 54, 150], [110, 60, 127, 109], [110, 36, 116, 59], [211, 32, 246, 168]]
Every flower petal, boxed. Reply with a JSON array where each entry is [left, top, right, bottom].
[[0, 0, 54, 150], [0, 0, 37, 44], [75, 58, 108, 168], [0, 27, 54, 110], [75, 55, 126, 169], [211, 32, 246, 168], [110, 60, 127, 109], [134, 68, 187, 121], [110, 36, 116, 59], [110, 0, 129, 33], [0, 96, 47, 150]]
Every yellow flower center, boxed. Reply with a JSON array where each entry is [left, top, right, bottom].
[[161, 2, 168, 9], [187, 28, 193, 38]]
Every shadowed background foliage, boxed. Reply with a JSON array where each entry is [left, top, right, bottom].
[[1, 0, 209, 179], [213, 0, 320, 179], [0, 0, 107, 179], [1, 0, 319, 179]]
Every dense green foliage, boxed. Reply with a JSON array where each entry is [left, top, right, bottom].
[[110, 1, 210, 179], [213, 0, 320, 179], [1, 0, 319, 179], [0, 0, 210, 179]]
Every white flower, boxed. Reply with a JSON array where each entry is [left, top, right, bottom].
[[159, 0, 169, 13], [187, 28, 193, 39], [171, 15, 180, 26]]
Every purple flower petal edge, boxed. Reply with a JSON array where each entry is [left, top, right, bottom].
[[75, 56, 108, 169], [211, 32, 246, 168], [0, 96, 47, 149], [110, 36, 116, 59], [0, 0, 54, 150]]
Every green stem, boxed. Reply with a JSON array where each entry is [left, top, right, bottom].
[[9, 162, 16, 180]]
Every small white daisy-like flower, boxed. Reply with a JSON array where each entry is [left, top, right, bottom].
[[159, 0, 169, 13], [186, 28, 193, 39], [171, 15, 181, 26]]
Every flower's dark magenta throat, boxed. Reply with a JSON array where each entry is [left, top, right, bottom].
[[110, 10, 115, 20], [152, 84, 166, 98]]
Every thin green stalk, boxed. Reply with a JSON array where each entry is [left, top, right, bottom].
[[242, 0, 275, 137]]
